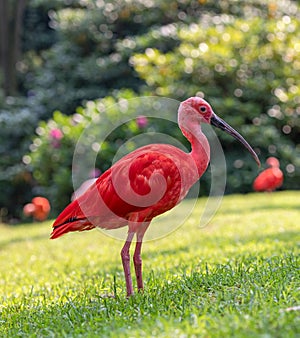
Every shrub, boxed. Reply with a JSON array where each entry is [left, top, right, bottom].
[[0, 98, 44, 221]]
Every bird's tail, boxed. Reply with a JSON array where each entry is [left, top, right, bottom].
[[50, 200, 95, 239], [50, 220, 95, 239]]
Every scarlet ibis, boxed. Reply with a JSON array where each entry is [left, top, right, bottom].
[[51, 97, 260, 297], [253, 157, 283, 192], [23, 197, 51, 221]]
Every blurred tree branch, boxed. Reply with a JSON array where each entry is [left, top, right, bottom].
[[0, 0, 27, 96]]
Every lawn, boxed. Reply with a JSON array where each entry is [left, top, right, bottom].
[[0, 191, 299, 337]]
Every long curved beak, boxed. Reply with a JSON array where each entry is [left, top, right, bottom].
[[211, 113, 260, 167]]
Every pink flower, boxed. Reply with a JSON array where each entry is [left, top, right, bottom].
[[49, 128, 63, 148], [136, 115, 148, 129], [49, 128, 63, 140]]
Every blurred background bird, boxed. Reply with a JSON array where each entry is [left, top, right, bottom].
[[23, 197, 51, 221], [253, 157, 283, 192]]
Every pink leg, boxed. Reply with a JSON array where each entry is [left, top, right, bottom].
[[120, 232, 135, 297], [133, 223, 150, 292]]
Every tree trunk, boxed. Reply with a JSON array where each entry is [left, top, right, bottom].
[[0, 0, 27, 96], [0, 0, 9, 95]]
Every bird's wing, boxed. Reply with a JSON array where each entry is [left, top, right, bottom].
[[51, 169, 127, 238], [51, 146, 189, 239], [50, 154, 155, 239]]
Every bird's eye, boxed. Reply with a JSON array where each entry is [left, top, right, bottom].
[[199, 106, 207, 113]]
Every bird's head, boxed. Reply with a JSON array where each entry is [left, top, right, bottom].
[[266, 157, 280, 168], [180, 97, 214, 124], [179, 97, 261, 166]]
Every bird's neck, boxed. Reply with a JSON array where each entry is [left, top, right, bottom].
[[181, 124, 210, 179]]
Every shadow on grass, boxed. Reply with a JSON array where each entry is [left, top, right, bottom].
[[0, 233, 49, 250], [219, 203, 300, 216], [144, 229, 299, 261]]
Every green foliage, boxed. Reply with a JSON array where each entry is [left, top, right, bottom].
[[27, 111, 80, 212], [0, 192, 299, 336], [0, 98, 44, 220], [1, 0, 300, 219], [21, 0, 187, 117], [24, 0, 289, 118], [22, 1, 58, 53]]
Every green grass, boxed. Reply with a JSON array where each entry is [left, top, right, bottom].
[[1, 191, 299, 337]]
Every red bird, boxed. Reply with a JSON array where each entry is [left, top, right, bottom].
[[23, 197, 51, 221], [51, 97, 260, 296], [253, 157, 283, 192]]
